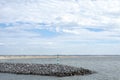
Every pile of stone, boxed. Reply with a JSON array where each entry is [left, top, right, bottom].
[[0, 63, 95, 77]]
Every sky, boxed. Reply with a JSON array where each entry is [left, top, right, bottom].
[[0, 0, 120, 55]]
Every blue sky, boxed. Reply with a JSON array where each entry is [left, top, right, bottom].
[[0, 0, 120, 55]]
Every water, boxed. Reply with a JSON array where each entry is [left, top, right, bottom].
[[0, 56, 120, 80]]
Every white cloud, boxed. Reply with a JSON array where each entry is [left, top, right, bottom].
[[0, 0, 120, 31], [62, 29, 80, 35], [0, 43, 5, 46], [0, 0, 120, 55]]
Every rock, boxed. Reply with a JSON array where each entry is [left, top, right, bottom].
[[0, 63, 95, 77]]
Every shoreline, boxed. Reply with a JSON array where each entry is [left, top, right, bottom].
[[0, 55, 119, 60], [0, 56, 79, 60]]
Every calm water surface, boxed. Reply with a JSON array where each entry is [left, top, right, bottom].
[[0, 56, 120, 80]]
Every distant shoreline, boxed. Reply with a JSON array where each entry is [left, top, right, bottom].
[[0, 55, 119, 60], [0, 55, 79, 60]]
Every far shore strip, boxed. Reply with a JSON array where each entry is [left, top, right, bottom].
[[0, 56, 79, 60]]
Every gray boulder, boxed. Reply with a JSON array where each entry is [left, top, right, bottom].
[[0, 63, 95, 77]]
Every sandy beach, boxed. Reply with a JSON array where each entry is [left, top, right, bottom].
[[0, 55, 79, 60]]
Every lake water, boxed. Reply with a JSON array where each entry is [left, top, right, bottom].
[[0, 56, 120, 80]]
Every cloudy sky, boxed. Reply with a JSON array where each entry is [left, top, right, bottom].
[[0, 0, 120, 55]]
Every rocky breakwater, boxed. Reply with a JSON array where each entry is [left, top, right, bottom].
[[0, 63, 95, 77]]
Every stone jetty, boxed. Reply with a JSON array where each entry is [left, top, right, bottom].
[[0, 63, 94, 77]]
